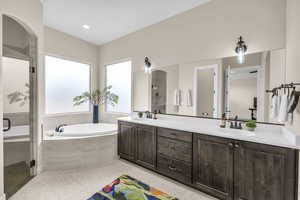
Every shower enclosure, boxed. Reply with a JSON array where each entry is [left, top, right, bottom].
[[151, 70, 167, 114], [2, 15, 37, 198]]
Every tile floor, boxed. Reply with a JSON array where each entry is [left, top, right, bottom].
[[10, 160, 217, 200]]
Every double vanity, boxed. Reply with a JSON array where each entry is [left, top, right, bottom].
[[118, 115, 299, 200]]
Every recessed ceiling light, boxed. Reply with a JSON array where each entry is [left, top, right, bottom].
[[82, 25, 90, 30]]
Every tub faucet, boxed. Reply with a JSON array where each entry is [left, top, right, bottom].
[[55, 124, 67, 133]]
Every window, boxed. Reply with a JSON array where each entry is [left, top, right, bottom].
[[45, 56, 90, 114], [106, 60, 132, 114]]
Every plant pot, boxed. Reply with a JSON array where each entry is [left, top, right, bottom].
[[138, 112, 143, 118], [246, 126, 255, 132], [93, 105, 99, 123]]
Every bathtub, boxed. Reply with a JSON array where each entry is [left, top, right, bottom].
[[3, 125, 31, 167], [43, 123, 118, 171], [45, 123, 118, 139], [4, 125, 30, 141]]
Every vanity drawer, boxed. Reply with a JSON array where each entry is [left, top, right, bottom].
[[157, 154, 192, 184], [157, 136, 192, 163], [157, 128, 192, 142]]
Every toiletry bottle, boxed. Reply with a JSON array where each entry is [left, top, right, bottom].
[[220, 113, 226, 128]]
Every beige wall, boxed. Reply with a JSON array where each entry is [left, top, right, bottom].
[[286, 0, 300, 135], [0, 0, 43, 198], [0, 3, 3, 198], [99, 0, 286, 121], [43, 27, 99, 130]]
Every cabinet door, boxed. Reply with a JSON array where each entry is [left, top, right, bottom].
[[118, 121, 136, 161], [136, 125, 156, 169], [193, 134, 234, 200], [234, 141, 297, 200]]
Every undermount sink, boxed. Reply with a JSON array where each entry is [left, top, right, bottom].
[[218, 128, 256, 137]]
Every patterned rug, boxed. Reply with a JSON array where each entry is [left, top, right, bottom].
[[87, 175, 178, 200]]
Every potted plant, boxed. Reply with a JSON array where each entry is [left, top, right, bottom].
[[73, 86, 119, 123], [245, 120, 257, 132], [137, 111, 143, 118]]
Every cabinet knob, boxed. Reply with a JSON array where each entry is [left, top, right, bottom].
[[168, 166, 177, 171], [234, 144, 240, 148], [228, 142, 234, 147]]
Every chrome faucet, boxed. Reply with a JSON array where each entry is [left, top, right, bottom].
[[230, 116, 242, 129], [55, 124, 67, 133], [144, 111, 152, 119]]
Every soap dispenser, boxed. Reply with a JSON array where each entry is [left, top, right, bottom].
[[220, 113, 226, 128]]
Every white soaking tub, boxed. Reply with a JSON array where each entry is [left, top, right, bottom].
[[4, 125, 30, 142], [43, 123, 118, 171], [45, 123, 118, 139]]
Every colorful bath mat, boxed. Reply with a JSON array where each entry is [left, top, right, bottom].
[[87, 174, 178, 200]]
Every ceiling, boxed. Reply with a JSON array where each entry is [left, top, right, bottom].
[[43, 0, 211, 45]]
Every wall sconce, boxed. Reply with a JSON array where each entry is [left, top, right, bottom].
[[235, 36, 247, 64], [144, 57, 152, 74]]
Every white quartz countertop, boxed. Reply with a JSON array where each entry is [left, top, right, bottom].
[[118, 116, 300, 150]]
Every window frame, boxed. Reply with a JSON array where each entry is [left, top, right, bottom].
[[104, 58, 133, 115], [44, 54, 93, 116]]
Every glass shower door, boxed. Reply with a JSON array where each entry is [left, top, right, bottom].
[[2, 56, 33, 198]]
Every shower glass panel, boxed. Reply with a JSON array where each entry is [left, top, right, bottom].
[[2, 57, 33, 198], [2, 15, 36, 198]]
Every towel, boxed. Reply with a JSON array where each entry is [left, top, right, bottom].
[[278, 94, 288, 123], [174, 89, 182, 106], [270, 95, 280, 119], [186, 89, 193, 107]]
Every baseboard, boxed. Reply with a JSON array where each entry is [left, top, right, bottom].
[[0, 193, 6, 200]]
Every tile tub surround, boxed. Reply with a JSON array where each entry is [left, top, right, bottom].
[[119, 114, 300, 149], [42, 134, 118, 171]]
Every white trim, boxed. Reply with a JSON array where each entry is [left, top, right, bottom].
[[104, 59, 133, 115], [193, 64, 219, 118], [44, 54, 93, 116], [44, 111, 92, 118]]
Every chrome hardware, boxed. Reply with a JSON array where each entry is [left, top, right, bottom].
[[228, 142, 234, 147], [3, 118, 11, 132], [168, 166, 177, 171], [234, 144, 240, 148], [55, 124, 67, 133]]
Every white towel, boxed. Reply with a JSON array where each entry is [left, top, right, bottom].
[[271, 95, 280, 119], [186, 89, 193, 107], [174, 89, 182, 106], [178, 90, 182, 106], [278, 94, 288, 123]]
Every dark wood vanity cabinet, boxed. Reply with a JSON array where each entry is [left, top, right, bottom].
[[193, 134, 297, 200], [118, 121, 136, 161], [234, 141, 297, 200], [118, 121, 298, 200], [193, 134, 234, 200], [135, 125, 156, 170], [157, 128, 193, 183], [118, 121, 157, 169]]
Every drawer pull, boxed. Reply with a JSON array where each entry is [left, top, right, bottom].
[[228, 142, 233, 147], [168, 166, 177, 171], [235, 144, 240, 148]]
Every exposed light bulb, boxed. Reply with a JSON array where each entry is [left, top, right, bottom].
[[82, 25, 91, 30], [238, 49, 245, 64], [145, 66, 152, 74], [144, 57, 152, 74], [235, 36, 247, 64]]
